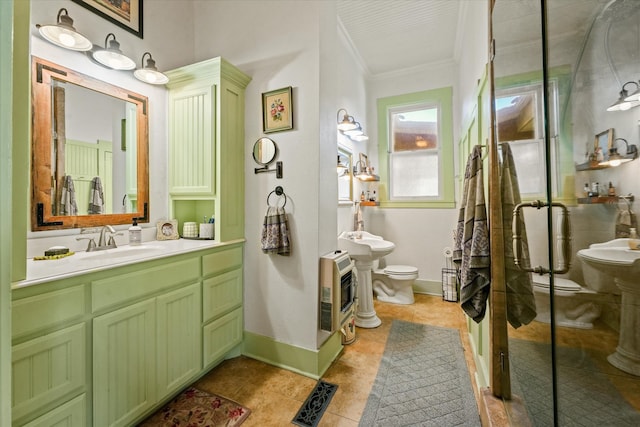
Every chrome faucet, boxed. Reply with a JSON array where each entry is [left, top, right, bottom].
[[98, 225, 116, 248], [353, 202, 364, 233], [77, 225, 120, 252]]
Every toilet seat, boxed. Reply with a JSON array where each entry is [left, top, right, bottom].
[[533, 275, 581, 292], [384, 265, 418, 275]]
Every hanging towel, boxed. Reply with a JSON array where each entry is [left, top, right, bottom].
[[615, 203, 637, 238], [88, 177, 104, 214], [60, 175, 78, 215], [500, 143, 536, 329], [453, 145, 491, 323], [261, 206, 291, 255]]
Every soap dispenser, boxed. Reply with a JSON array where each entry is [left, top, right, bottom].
[[629, 228, 639, 250], [129, 218, 142, 246]]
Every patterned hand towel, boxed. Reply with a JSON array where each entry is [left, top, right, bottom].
[[88, 176, 104, 214], [261, 206, 291, 256], [60, 175, 78, 215], [500, 143, 536, 328], [615, 205, 637, 238], [453, 145, 491, 323]]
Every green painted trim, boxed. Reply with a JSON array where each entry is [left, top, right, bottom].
[[467, 329, 490, 389], [0, 1, 14, 424], [242, 330, 343, 380], [377, 87, 455, 208], [11, 0, 28, 282]]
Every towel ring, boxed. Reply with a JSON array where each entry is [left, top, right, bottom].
[[267, 186, 287, 208]]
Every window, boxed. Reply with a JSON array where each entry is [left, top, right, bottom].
[[377, 87, 454, 208], [495, 80, 559, 198]]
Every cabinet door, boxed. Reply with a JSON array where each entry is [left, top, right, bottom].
[[12, 323, 86, 422], [168, 84, 216, 196], [156, 283, 202, 400], [93, 299, 156, 427]]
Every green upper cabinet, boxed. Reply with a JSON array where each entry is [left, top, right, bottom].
[[165, 58, 251, 242]]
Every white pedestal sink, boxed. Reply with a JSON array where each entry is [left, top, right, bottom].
[[338, 231, 395, 328], [577, 239, 640, 376]]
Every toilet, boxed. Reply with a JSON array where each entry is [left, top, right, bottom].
[[371, 258, 418, 305], [532, 274, 601, 329]]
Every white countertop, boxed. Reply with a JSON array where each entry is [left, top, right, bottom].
[[14, 239, 242, 290]]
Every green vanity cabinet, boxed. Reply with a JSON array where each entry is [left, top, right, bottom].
[[165, 57, 251, 242], [11, 285, 88, 427], [202, 245, 244, 368], [12, 242, 244, 427], [91, 258, 202, 427]]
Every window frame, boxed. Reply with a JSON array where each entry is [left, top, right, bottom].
[[377, 87, 454, 208]]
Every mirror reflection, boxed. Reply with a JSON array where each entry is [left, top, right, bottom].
[[52, 80, 138, 216], [252, 137, 277, 165], [31, 56, 149, 231], [338, 147, 352, 202]]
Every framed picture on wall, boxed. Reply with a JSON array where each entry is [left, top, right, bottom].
[[262, 87, 293, 133], [72, 0, 143, 38], [594, 128, 614, 162]]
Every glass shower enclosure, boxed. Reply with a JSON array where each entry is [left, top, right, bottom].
[[491, 0, 640, 425]]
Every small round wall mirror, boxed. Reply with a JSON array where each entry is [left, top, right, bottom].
[[253, 137, 278, 165]]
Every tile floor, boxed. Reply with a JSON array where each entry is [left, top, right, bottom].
[[193, 294, 640, 426]]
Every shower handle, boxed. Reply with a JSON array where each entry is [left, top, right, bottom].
[[512, 201, 571, 275]]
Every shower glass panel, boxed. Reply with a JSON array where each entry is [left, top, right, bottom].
[[493, 0, 640, 425]]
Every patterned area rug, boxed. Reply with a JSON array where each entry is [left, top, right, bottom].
[[509, 339, 640, 426], [360, 320, 480, 426], [139, 387, 251, 426]]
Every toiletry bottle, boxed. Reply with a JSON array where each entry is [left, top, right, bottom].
[[583, 183, 589, 197], [360, 191, 365, 201], [608, 182, 616, 196], [129, 218, 142, 246], [629, 228, 639, 250]]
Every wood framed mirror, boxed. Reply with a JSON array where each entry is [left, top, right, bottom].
[[31, 56, 149, 231]]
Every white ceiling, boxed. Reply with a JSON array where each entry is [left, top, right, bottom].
[[337, 0, 464, 76], [336, 0, 606, 78]]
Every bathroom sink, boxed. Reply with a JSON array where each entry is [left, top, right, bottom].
[[577, 239, 640, 283], [80, 244, 165, 261], [338, 231, 395, 262]]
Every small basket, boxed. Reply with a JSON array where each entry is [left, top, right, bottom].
[[441, 268, 459, 302]]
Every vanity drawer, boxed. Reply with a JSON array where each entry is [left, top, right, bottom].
[[12, 285, 86, 339], [92, 257, 200, 312], [202, 246, 242, 277], [203, 268, 242, 322]]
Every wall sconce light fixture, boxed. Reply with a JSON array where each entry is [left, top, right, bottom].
[[337, 108, 357, 131], [337, 155, 349, 175], [36, 8, 92, 51], [607, 81, 640, 111], [624, 80, 640, 102], [599, 138, 638, 167], [92, 33, 136, 70], [353, 161, 378, 181], [134, 52, 169, 84]]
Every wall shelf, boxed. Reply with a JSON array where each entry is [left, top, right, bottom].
[[575, 161, 609, 171], [360, 201, 379, 207], [577, 195, 635, 204]]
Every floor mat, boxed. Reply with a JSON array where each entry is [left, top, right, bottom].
[[292, 380, 338, 427], [138, 386, 250, 426], [360, 320, 480, 426], [509, 339, 640, 426]]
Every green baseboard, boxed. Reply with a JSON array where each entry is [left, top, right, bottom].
[[242, 330, 343, 379]]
